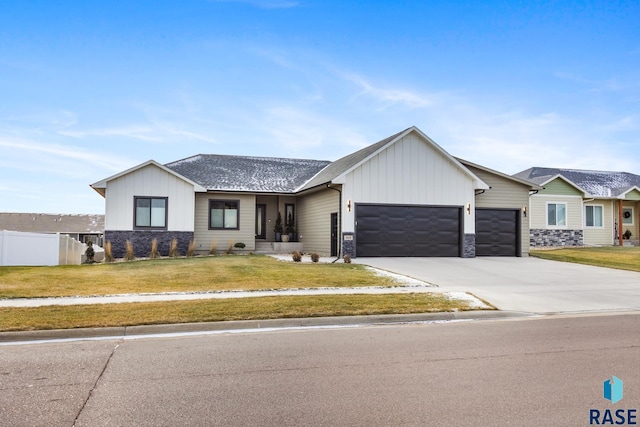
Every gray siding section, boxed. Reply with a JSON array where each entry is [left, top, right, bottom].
[[194, 193, 256, 253], [466, 165, 530, 256], [297, 188, 339, 256]]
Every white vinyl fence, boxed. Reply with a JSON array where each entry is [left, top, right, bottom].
[[0, 231, 85, 266]]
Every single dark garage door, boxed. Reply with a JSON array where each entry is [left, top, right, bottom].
[[475, 208, 520, 256], [355, 204, 462, 257]]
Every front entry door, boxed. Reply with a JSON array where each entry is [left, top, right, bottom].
[[331, 212, 338, 257], [256, 204, 266, 239]]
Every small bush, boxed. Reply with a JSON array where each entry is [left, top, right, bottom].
[[84, 240, 95, 264], [150, 238, 158, 259], [209, 240, 218, 255], [187, 239, 197, 257], [343, 254, 351, 264], [623, 229, 632, 239], [292, 251, 302, 262], [310, 253, 319, 263], [104, 241, 113, 263], [125, 240, 135, 261], [225, 240, 234, 255], [169, 238, 179, 257], [234, 242, 246, 250]]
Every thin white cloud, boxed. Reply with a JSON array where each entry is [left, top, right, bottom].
[[58, 122, 218, 144], [209, 0, 300, 9], [261, 106, 369, 156], [58, 126, 162, 142], [425, 103, 639, 174], [554, 71, 640, 93], [0, 137, 135, 174], [343, 73, 434, 109]]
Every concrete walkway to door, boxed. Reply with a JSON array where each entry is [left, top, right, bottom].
[[353, 257, 640, 314]]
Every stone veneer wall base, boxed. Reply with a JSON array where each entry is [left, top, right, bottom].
[[463, 234, 476, 258], [105, 230, 194, 259], [530, 229, 583, 248]]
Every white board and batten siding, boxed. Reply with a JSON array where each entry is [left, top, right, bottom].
[[104, 164, 196, 231], [297, 189, 339, 255], [193, 193, 256, 252], [336, 132, 477, 234]]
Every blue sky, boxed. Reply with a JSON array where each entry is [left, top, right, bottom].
[[1, 0, 639, 214]]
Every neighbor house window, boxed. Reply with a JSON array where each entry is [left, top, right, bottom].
[[209, 200, 239, 229], [547, 203, 567, 227], [134, 197, 167, 229], [585, 205, 603, 227], [622, 208, 634, 225]]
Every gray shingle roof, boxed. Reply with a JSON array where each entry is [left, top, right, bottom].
[[514, 167, 640, 198], [165, 155, 331, 193], [0, 213, 104, 233]]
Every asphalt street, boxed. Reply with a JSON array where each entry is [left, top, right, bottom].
[[2, 313, 639, 426]]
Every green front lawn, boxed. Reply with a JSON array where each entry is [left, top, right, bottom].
[[0, 293, 488, 332], [530, 247, 640, 272], [0, 255, 399, 299], [0, 255, 495, 332]]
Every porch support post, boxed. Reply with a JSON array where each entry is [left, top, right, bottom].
[[618, 200, 623, 246]]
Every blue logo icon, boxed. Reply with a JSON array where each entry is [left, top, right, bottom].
[[604, 376, 624, 404]]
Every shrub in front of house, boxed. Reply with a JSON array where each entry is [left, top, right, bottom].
[[292, 251, 302, 262], [187, 239, 197, 257], [169, 238, 179, 257], [310, 253, 319, 263], [84, 240, 95, 264], [209, 240, 218, 255], [104, 241, 113, 263], [125, 240, 135, 261], [150, 238, 158, 259]]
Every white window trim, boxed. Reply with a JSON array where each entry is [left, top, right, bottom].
[[584, 204, 604, 228], [546, 202, 568, 228], [622, 207, 634, 226]]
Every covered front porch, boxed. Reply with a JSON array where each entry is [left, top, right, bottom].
[[614, 198, 640, 246]]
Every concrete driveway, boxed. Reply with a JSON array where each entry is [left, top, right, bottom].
[[354, 257, 640, 314]]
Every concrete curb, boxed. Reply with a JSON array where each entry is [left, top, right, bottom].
[[0, 310, 536, 343]]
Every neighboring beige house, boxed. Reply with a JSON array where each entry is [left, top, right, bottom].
[[514, 167, 640, 247], [91, 127, 537, 258], [0, 212, 104, 246]]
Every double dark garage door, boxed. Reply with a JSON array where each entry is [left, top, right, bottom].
[[355, 204, 520, 257]]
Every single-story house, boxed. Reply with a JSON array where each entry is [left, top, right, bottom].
[[0, 212, 104, 246], [91, 126, 539, 258], [513, 167, 640, 247]]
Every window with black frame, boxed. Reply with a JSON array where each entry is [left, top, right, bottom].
[[209, 200, 239, 229], [134, 197, 167, 229]]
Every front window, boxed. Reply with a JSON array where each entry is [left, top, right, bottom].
[[622, 208, 634, 225], [547, 203, 567, 227], [585, 205, 603, 227], [209, 200, 239, 229], [135, 197, 167, 228]]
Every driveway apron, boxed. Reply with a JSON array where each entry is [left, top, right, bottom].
[[354, 257, 640, 314]]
